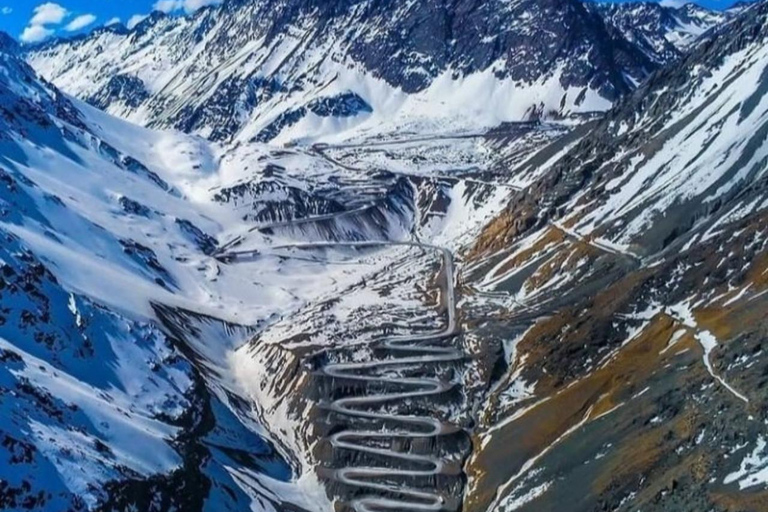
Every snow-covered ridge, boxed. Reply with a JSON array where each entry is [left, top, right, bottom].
[[24, 0, 673, 145], [0, 39, 367, 510]]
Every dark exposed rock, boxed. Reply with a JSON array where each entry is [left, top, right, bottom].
[[175, 219, 218, 256], [87, 74, 150, 110]]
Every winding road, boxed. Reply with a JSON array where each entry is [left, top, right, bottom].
[[224, 240, 464, 511]]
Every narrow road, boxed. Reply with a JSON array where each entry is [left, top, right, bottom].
[[220, 129, 471, 510], [223, 240, 463, 511], [310, 141, 524, 191], [549, 221, 643, 266]]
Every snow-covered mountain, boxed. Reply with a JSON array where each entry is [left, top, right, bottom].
[[591, 1, 729, 63], [0, 34, 344, 512], [0, 22, 526, 510], [3, 0, 767, 511], [26, 0, 665, 145], [474, 0, 766, 257]]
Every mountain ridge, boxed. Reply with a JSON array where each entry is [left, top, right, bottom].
[[25, 0, 676, 144]]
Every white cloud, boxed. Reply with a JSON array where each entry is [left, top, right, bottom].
[[65, 13, 97, 32], [20, 24, 55, 43], [20, 2, 71, 43], [153, 0, 180, 12], [1, 7, 12, 15], [659, 0, 688, 7], [30, 2, 69, 26], [127, 14, 149, 30], [153, 0, 222, 15], [105, 17, 121, 27]]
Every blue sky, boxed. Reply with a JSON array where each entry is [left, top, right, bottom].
[[0, 0, 744, 43], [0, 1, 222, 42]]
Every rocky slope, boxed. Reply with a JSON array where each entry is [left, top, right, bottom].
[[464, 2, 768, 510]]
